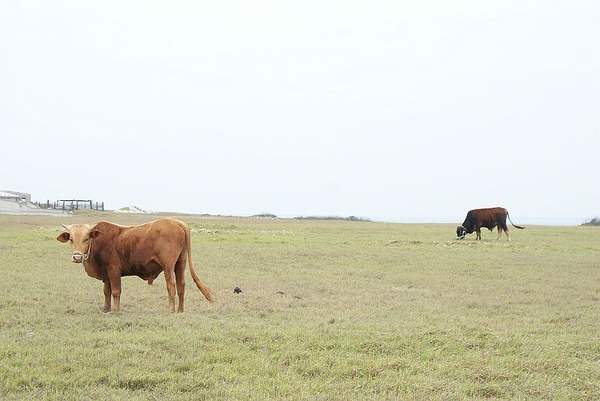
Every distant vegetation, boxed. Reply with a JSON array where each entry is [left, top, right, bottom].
[[582, 217, 600, 226], [251, 213, 372, 222], [294, 215, 371, 222], [251, 213, 278, 218]]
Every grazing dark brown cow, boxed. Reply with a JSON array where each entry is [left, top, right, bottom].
[[57, 218, 213, 313], [456, 207, 524, 241]]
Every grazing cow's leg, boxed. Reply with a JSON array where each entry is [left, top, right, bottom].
[[499, 222, 510, 241], [476, 227, 481, 240], [174, 259, 186, 313], [163, 268, 177, 313], [102, 281, 112, 313]]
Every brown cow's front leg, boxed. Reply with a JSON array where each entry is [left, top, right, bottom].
[[107, 270, 122, 312], [102, 281, 112, 313]]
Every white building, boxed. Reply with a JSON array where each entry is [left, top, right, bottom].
[[0, 190, 68, 216]]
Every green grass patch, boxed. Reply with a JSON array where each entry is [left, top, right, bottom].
[[0, 213, 599, 399]]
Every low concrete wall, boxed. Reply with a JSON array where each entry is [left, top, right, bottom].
[[0, 199, 71, 216]]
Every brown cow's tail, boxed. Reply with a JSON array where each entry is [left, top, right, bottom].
[[507, 212, 525, 230], [185, 224, 214, 303]]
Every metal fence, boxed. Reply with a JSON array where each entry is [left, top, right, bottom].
[[35, 200, 105, 211]]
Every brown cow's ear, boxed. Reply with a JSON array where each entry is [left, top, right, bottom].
[[57, 232, 70, 243], [89, 228, 104, 239]]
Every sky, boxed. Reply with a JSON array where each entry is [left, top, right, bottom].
[[1, 1, 599, 224]]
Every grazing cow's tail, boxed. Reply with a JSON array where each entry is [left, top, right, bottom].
[[507, 212, 525, 230], [184, 224, 214, 303]]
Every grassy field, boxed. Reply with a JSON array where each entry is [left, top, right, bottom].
[[0, 212, 599, 400]]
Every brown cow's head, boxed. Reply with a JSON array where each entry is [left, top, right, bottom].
[[57, 224, 103, 263], [456, 225, 467, 240]]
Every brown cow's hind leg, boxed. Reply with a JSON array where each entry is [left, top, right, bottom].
[[175, 259, 186, 313], [163, 268, 177, 313]]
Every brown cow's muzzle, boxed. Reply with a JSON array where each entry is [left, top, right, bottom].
[[71, 251, 87, 263], [71, 242, 92, 263]]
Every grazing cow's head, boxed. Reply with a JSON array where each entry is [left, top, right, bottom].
[[456, 226, 467, 240], [57, 224, 103, 263]]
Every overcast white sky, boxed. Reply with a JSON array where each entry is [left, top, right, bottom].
[[1, 1, 599, 224]]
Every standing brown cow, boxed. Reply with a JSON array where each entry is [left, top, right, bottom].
[[456, 207, 524, 241], [57, 218, 213, 313]]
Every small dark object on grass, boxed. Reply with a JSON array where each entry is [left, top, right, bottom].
[[233, 287, 242, 294]]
